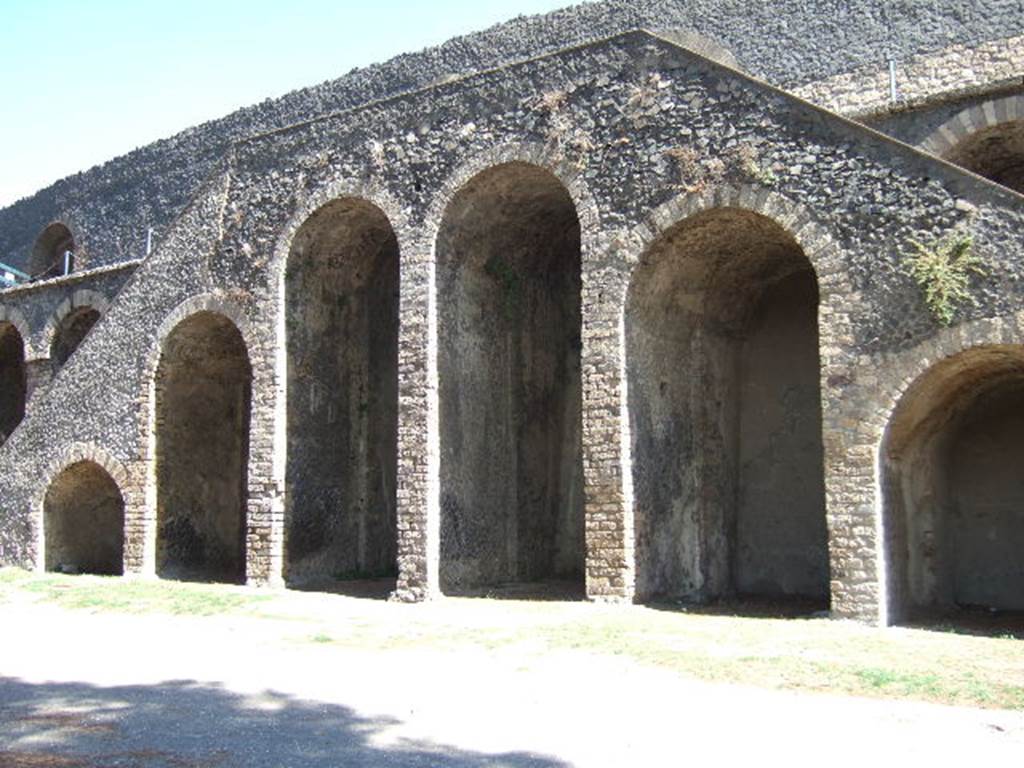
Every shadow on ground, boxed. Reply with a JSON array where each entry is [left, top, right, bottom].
[[0, 677, 567, 768], [443, 581, 586, 602], [903, 606, 1024, 639], [645, 594, 829, 620], [287, 576, 397, 600]]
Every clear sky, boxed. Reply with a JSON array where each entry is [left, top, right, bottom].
[[0, 0, 583, 207]]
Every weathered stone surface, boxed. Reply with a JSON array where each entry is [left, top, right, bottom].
[[1, 4, 1023, 626]]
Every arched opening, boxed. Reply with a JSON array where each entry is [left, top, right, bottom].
[[626, 207, 828, 612], [156, 311, 251, 583], [44, 460, 125, 575], [284, 197, 399, 593], [0, 322, 26, 447], [881, 346, 1024, 629], [436, 162, 584, 597], [31, 223, 76, 280], [50, 307, 101, 370], [944, 121, 1024, 194]]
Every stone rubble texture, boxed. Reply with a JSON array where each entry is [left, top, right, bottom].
[[0, 0, 1022, 625]]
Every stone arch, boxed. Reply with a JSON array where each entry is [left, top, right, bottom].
[[281, 194, 400, 588], [41, 290, 109, 362], [30, 222, 77, 280], [42, 458, 126, 576], [153, 306, 252, 583], [874, 313, 1024, 626], [919, 95, 1024, 194], [424, 142, 602, 263], [434, 158, 585, 596], [621, 185, 843, 610], [0, 319, 27, 447], [43, 289, 110, 369], [34, 443, 128, 572]]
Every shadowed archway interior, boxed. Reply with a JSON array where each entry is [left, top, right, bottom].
[[882, 345, 1024, 625], [155, 311, 251, 584], [284, 197, 399, 588], [0, 322, 26, 447], [31, 222, 76, 279], [436, 162, 584, 595], [50, 306, 101, 370], [944, 120, 1024, 193], [44, 460, 125, 575], [626, 207, 828, 608]]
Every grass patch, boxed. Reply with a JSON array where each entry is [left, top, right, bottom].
[[0, 568, 270, 616]]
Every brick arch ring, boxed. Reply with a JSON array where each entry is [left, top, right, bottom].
[[918, 94, 1024, 158], [39, 288, 111, 359], [136, 293, 258, 464], [422, 139, 603, 263], [618, 182, 854, 310], [266, 175, 409, 296], [0, 304, 31, 351]]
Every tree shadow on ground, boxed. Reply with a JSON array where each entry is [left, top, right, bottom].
[[0, 677, 568, 768]]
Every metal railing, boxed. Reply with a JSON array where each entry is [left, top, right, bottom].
[[0, 260, 30, 289]]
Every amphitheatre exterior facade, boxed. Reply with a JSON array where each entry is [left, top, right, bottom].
[[1, 0, 1023, 626]]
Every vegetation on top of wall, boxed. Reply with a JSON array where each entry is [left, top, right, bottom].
[[665, 141, 777, 192], [905, 227, 986, 326]]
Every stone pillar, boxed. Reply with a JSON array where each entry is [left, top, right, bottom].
[[393, 237, 440, 601], [821, 403, 883, 623], [581, 259, 634, 602], [122, 459, 156, 577], [245, 322, 285, 587], [816, 264, 883, 624]]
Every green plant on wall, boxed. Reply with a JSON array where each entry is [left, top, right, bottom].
[[906, 227, 985, 326], [731, 143, 778, 187]]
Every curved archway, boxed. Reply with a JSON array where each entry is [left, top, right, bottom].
[[881, 345, 1024, 626], [44, 460, 124, 575], [155, 310, 251, 583], [626, 207, 828, 609], [944, 120, 1024, 193], [436, 161, 584, 596], [0, 322, 26, 446], [284, 197, 399, 589], [31, 222, 76, 280], [50, 306, 101, 369]]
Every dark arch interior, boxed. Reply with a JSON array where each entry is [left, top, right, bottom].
[[31, 223, 76, 280], [0, 322, 26, 447], [51, 307, 101, 370], [882, 346, 1024, 628], [626, 208, 828, 611], [284, 197, 399, 591], [437, 162, 584, 596], [944, 120, 1024, 194], [45, 460, 125, 575], [156, 311, 251, 584]]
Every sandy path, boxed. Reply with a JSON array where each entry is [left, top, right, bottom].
[[1, 600, 1022, 766]]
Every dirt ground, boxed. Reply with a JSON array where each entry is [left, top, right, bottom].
[[0, 575, 1022, 766]]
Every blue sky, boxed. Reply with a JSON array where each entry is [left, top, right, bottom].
[[0, 0, 582, 207]]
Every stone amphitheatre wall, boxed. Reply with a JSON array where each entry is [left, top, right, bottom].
[[1, 0, 1022, 272], [1, 29, 1022, 627]]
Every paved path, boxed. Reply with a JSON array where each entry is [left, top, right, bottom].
[[1, 601, 1022, 766]]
